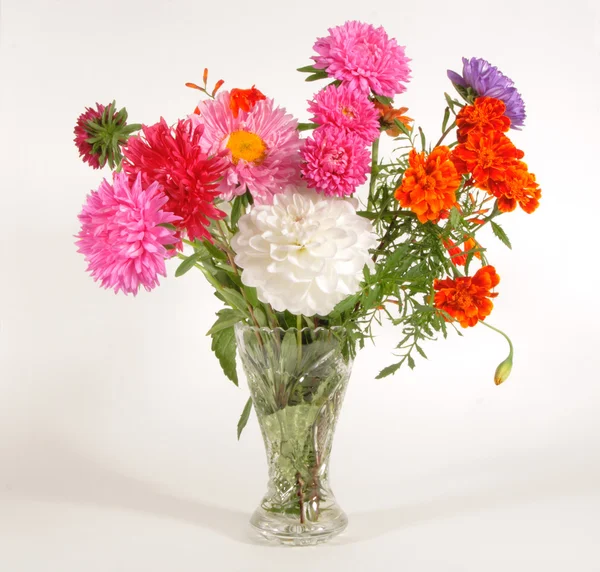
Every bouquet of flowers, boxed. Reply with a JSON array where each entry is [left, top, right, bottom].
[[74, 21, 540, 544]]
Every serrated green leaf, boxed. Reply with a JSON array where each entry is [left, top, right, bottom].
[[376, 362, 402, 379], [211, 327, 238, 385], [415, 344, 428, 359], [491, 221, 512, 249], [206, 308, 245, 336], [450, 206, 461, 229], [237, 397, 253, 439]]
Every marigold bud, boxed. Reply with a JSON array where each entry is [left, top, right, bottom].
[[494, 354, 513, 385]]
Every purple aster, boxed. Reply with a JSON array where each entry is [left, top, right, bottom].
[[447, 57, 526, 129]]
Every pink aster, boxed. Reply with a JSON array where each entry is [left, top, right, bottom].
[[196, 91, 302, 204], [76, 172, 180, 295], [122, 118, 228, 242], [312, 21, 411, 98], [308, 83, 381, 143], [301, 126, 371, 197], [74, 103, 106, 169]]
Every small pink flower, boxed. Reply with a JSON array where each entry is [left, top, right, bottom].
[[312, 21, 411, 98], [308, 83, 381, 143], [301, 126, 371, 197], [76, 172, 180, 295]]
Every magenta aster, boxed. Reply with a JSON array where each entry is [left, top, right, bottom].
[[312, 21, 411, 98], [74, 102, 140, 170], [308, 83, 381, 143], [76, 172, 180, 295], [196, 91, 302, 204], [74, 103, 106, 169], [122, 118, 228, 242], [301, 126, 371, 197]]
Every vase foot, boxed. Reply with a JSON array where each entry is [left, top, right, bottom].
[[249, 507, 348, 546]]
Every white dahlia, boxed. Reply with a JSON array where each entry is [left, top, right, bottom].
[[231, 187, 378, 316]]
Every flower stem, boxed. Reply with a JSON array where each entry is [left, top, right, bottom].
[[434, 120, 456, 148], [367, 136, 380, 211], [296, 314, 303, 363]]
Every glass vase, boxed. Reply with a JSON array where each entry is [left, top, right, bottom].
[[235, 323, 353, 546]]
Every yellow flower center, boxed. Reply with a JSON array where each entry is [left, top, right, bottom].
[[226, 130, 267, 164]]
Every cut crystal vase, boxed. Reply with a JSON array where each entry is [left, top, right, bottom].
[[235, 323, 353, 546]]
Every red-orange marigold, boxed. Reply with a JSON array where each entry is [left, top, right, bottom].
[[433, 265, 500, 328], [452, 131, 524, 186], [485, 161, 542, 214], [395, 146, 461, 223], [456, 97, 511, 143]]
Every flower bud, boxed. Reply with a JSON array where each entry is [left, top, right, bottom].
[[494, 354, 513, 385]]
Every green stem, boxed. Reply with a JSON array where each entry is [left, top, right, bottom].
[[367, 136, 380, 211], [296, 314, 303, 363], [434, 120, 456, 148], [479, 321, 513, 358]]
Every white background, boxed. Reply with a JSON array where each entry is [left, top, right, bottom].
[[1, 0, 600, 570]]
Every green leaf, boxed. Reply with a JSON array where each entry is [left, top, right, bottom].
[[407, 355, 416, 369], [305, 71, 329, 82], [374, 95, 393, 106], [220, 287, 250, 313], [206, 308, 245, 336], [211, 327, 238, 385], [442, 107, 451, 132], [175, 250, 204, 277], [297, 64, 318, 73], [491, 221, 512, 249], [230, 195, 245, 228], [237, 397, 253, 439], [297, 122, 319, 132], [415, 344, 428, 359], [376, 362, 402, 379], [393, 119, 412, 138], [418, 126, 426, 152], [450, 206, 461, 229], [202, 240, 228, 261], [444, 92, 455, 110]]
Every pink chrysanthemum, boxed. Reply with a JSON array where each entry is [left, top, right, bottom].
[[76, 172, 180, 295], [301, 126, 371, 197], [122, 118, 228, 242], [308, 83, 381, 143], [312, 21, 411, 98], [74, 103, 106, 169], [196, 91, 302, 204]]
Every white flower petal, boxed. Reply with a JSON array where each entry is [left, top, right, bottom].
[[232, 186, 378, 316]]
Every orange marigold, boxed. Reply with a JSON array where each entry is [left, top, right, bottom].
[[452, 131, 524, 186], [229, 86, 266, 118], [395, 146, 461, 223], [485, 161, 542, 214], [433, 265, 500, 328], [373, 100, 413, 137], [456, 97, 511, 143]]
